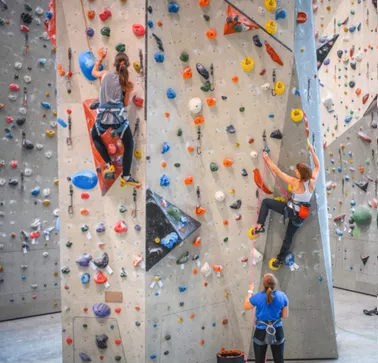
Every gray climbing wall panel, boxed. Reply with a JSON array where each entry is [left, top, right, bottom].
[[0, 0, 60, 321], [314, 0, 378, 296]]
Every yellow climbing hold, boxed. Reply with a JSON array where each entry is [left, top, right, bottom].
[[177, 317, 183, 323], [268, 258, 281, 271], [134, 148, 142, 159], [43, 199, 51, 206], [133, 61, 141, 73], [265, 20, 278, 35], [224, 292, 229, 297], [46, 130, 56, 137], [274, 81, 285, 95], [248, 227, 259, 240], [53, 111, 57, 116], [242, 57, 254, 72], [291, 109, 304, 123], [155, 238, 161, 244], [54, 178, 59, 185], [264, 0, 277, 12]]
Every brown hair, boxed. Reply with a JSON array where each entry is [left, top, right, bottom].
[[296, 162, 312, 182], [115, 53, 133, 92], [263, 273, 278, 304]]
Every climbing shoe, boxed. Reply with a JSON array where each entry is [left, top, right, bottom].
[[104, 164, 115, 179], [252, 226, 265, 236], [363, 307, 378, 316], [272, 258, 283, 269], [120, 176, 141, 188]]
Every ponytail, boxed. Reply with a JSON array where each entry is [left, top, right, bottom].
[[266, 287, 274, 304], [263, 273, 278, 304], [114, 53, 133, 92]]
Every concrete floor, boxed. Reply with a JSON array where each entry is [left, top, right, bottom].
[[0, 289, 376, 363]]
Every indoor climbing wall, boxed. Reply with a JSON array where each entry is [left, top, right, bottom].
[[146, 0, 336, 361], [0, 0, 61, 321], [56, 0, 146, 362], [314, 0, 378, 295]]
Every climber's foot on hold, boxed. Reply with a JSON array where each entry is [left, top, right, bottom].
[[269, 257, 283, 270], [253, 225, 265, 235], [120, 175, 141, 188], [363, 307, 378, 316], [104, 164, 115, 179]]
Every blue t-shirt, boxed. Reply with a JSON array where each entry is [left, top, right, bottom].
[[249, 291, 288, 329]]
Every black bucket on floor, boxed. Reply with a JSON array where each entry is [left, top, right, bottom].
[[217, 350, 245, 363]]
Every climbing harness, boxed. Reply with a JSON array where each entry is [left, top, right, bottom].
[[210, 63, 215, 91], [95, 103, 129, 138], [271, 70, 277, 97], [66, 112, 72, 147], [254, 319, 283, 346], [197, 126, 202, 155], [23, 87, 28, 107], [133, 188, 137, 218], [68, 184, 74, 216]]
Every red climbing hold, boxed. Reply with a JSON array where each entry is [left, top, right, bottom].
[[81, 192, 90, 200], [20, 25, 30, 32], [114, 220, 128, 233], [357, 131, 372, 143], [9, 84, 20, 92], [6, 116, 13, 123], [264, 41, 283, 66], [114, 307, 122, 313], [66, 338, 73, 344], [114, 339, 121, 345], [296, 11, 308, 24], [253, 169, 273, 194], [132, 95, 144, 108], [99, 8, 112, 21], [94, 271, 108, 284], [362, 94, 370, 105], [132, 24, 145, 37]]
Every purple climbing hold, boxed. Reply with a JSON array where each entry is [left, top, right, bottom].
[[86, 27, 95, 37], [76, 253, 93, 267], [93, 303, 111, 318], [324, 58, 330, 66], [79, 353, 92, 361]]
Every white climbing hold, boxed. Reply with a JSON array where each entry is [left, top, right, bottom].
[[261, 83, 270, 91], [14, 62, 22, 70], [19, 107, 27, 115], [326, 181, 333, 190], [42, 252, 49, 257], [31, 284, 38, 289], [35, 7, 44, 16], [0, 244, 4, 250], [24, 168, 33, 176], [31, 219, 41, 229], [215, 191, 225, 202], [45, 151, 52, 159], [24, 75, 32, 84], [36, 144, 44, 150], [35, 18, 41, 25], [43, 188, 51, 197], [250, 151, 258, 159], [258, 6, 265, 15], [0, 179, 5, 186], [8, 94, 17, 101], [355, 53, 363, 62], [322, 96, 334, 112], [200, 262, 212, 278], [53, 209, 59, 217], [188, 97, 202, 115], [50, 121, 57, 128], [41, 32, 50, 40]]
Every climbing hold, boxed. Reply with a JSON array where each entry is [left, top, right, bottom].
[[196, 63, 209, 80], [94, 271, 108, 284], [154, 52, 165, 63], [274, 82, 285, 95], [270, 129, 283, 139], [226, 125, 235, 134], [353, 205, 372, 226], [210, 162, 218, 172], [132, 95, 144, 108], [115, 43, 126, 53], [362, 94, 370, 105], [264, 0, 277, 12], [9, 84, 20, 92], [357, 131, 371, 143], [161, 232, 179, 248], [253, 169, 273, 194], [100, 27, 111, 37], [96, 334, 109, 349], [72, 170, 98, 190], [99, 8, 112, 21], [180, 52, 189, 62], [215, 191, 225, 202], [275, 7, 286, 20], [76, 254, 93, 267], [86, 27, 95, 37], [250, 151, 258, 159], [230, 199, 242, 209], [168, 2, 179, 13], [241, 57, 254, 72], [223, 158, 233, 167], [132, 24, 145, 37], [291, 109, 304, 123], [265, 20, 278, 34], [79, 353, 92, 362], [160, 174, 170, 186], [161, 142, 170, 154], [252, 35, 263, 48], [87, 10, 95, 20], [241, 169, 248, 177], [21, 12, 32, 24], [184, 176, 194, 185], [167, 88, 176, 99], [264, 41, 283, 66], [114, 221, 128, 233], [296, 11, 308, 24], [199, 0, 210, 6], [79, 51, 104, 81], [206, 29, 217, 39], [194, 116, 205, 125], [182, 67, 192, 79], [188, 98, 202, 114], [200, 81, 211, 92]]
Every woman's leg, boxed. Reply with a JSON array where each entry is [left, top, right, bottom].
[[120, 125, 134, 177], [271, 342, 285, 363], [253, 342, 268, 363], [257, 199, 286, 227], [277, 219, 300, 261], [91, 126, 112, 165]]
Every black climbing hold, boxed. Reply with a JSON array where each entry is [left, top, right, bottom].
[[95, 334, 109, 349], [79, 353, 91, 362], [179, 302, 184, 306], [357, 22, 362, 31], [96, 167, 101, 173], [349, 81, 355, 88], [16, 117, 26, 126], [146, 156, 151, 161], [253, 35, 263, 47], [226, 16, 232, 23], [8, 178, 18, 186], [115, 356, 122, 361], [93, 252, 109, 269], [174, 163, 181, 167], [177, 128, 183, 136], [233, 23, 243, 32], [165, 334, 171, 340], [180, 52, 189, 62], [147, 6, 152, 13], [27, 67, 32, 71], [164, 351, 169, 355], [354, 181, 368, 192], [135, 321, 141, 326], [226, 125, 235, 134], [48, 83, 51, 87], [21, 13, 32, 24], [14, 74, 19, 79], [241, 169, 248, 177], [24, 4, 32, 11], [201, 326, 205, 330], [203, 14, 210, 21], [348, 216, 354, 224], [230, 199, 242, 210], [196, 63, 209, 80], [239, 107, 245, 112], [90, 100, 100, 110], [221, 96, 227, 100], [361, 255, 369, 265], [337, 50, 343, 60], [270, 129, 283, 139], [152, 33, 164, 52], [350, 61, 356, 70]]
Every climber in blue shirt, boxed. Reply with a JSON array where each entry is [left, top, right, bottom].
[[244, 273, 289, 363]]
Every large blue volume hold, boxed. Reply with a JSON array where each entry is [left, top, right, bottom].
[[79, 51, 104, 81], [72, 170, 98, 190]]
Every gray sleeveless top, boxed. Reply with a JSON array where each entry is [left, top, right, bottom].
[[99, 72, 123, 125]]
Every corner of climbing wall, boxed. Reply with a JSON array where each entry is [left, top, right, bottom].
[[0, 0, 60, 321]]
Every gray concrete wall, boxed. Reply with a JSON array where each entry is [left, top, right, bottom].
[[0, 0, 60, 321]]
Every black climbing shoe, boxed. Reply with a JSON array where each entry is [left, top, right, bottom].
[[252, 226, 265, 235], [363, 307, 378, 316], [272, 258, 283, 269], [90, 99, 100, 110]]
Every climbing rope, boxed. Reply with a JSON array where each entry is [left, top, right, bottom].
[[79, 0, 92, 52]]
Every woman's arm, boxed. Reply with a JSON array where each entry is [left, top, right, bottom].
[[243, 284, 255, 310], [92, 48, 108, 80], [262, 152, 297, 185], [281, 306, 289, 318], [123, 82, 134, 107], [308, 144, 320, 182]]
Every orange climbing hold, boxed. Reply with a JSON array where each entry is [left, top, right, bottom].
[[190, 313, 195, 319], [232, 76, 239, 83], [200, 339, 205, 345], [195, 206, 206, 216], [359, 167, 365, 173], [161, 161, 167, 168], [253, 169, 273, 194], [184, 176, 194, 185], [213, 265, 223, 273], [264, 41, 284, 66], [207, 97, 216, 106], [80, 209, 89, 215], [193, 236, 201, 246], [362, 94, 370, 104], [87, 10, 95, 20], [355, 88, 362, 96], [183, 67, 192, 79], [206, 29, 217, 39], [157, 20, 163, 27], [199, 0, 210, 6], [165, 112, 170, 118], [296, 11, 308, 23], [194, 116, 205, 125], [222, 319, 228, 325], [223, 220, 229, 225], [204, 282, 208, 286], [187, 146, 194, 152], [223, 158, 233, 167]]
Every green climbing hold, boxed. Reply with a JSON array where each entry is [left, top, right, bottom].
[[0, 18, 5, 26], [25, 4, 33, 11], [337, 21, 342, 27], [233, 24, 243, 32], [210, 162, 218, 172], [223, 237, 228, 242], [101, 27, 111, 37], [239, 107, 245, 112], [115, 356, 122, 361], [365, 159, 370, 166], [201, 81, 211, 92], [203, 14, 210, 21], [116, 43, 126, 53], [66, 241, 73, 248], [174, 163, 181, 167], [353, 205, 372, 226], [119, 205, 127, 213], [83, 324, 88, 328], [167, 207, 181, 221], [180, 51, 189, 62], [350, 10, 355, 15], [177, 128, 183, 136]]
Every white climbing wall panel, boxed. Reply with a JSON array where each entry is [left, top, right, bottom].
[[56, 0, 146, 362], [314, 0, 378, 295], [0, 0, 60, 321]]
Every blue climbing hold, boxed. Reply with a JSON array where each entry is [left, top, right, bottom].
[[349, 25, 356, 33], [284, 252, 294, 266], [212, 322, 216, 327], [179, 285, 187, 292], [22, 275, 26, 280], [180, 216, 188, 225], [31, 186, 40, 196], [45, 11, 53, 19], [150, 355, 157, 360], [275, 8, 287, 20], [72, 170, 98, 190], [81, 273, 90, 284], [335, 228, 343, 237], [293, 87, 300, 96], [79, 51, 104, 81], [153, 323, 158, 328], [345, 116, 352, 123], [93, 303, 111, 318], [324, 59, 330, 66], [168, 2, 179, 13], [161, 142, 170, 154], [268, 114, 275, 118], [318, 276, 323, 282], [41, 102, 51, 109], [350, 200, 356, 206], [154, 52, 165, 63], [148, 20, 154, 28], [161, 232, 179, 248], [167, 88, 176, 99], [344, 175, 350, 181], [39, 58, 47, 65], [55, 217, 60, 233], [57, 118, 67, 128], [160, 174, 170, 186]]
